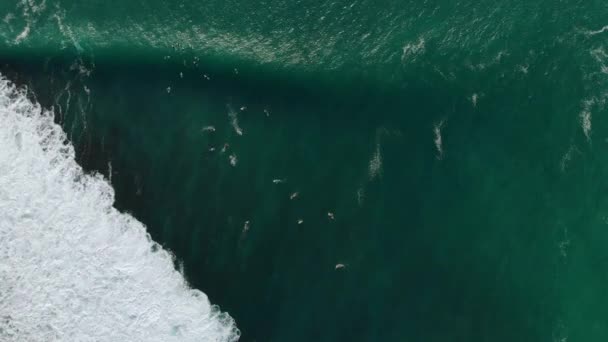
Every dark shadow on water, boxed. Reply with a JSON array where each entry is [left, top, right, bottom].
[[1, 53, 560, 342]]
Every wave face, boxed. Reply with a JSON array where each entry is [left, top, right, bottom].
[[0, 76, 239, 341]]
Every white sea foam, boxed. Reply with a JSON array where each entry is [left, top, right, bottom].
[[13, 24, 30, 44], [0, 77, 239, 342], [3, 13, 15, 25], [356, 187, 365, 206], [12, 0, 47, 44], [20, 0, 47, 15], [368, 141, 382, 180], [227, 105, 243, 136], [229, 154, 238, 166], [559, 145, 578, 172], [401, 37, 425, 62], [580, 98, 594, 140], [53, 8, 83, 52], [580, 109, 592, 140], [584, 25, 608, 36], [471, 93, 479, 107], [201, 125, 216, 133], [558, 226, 570, 259], [433, 119, 445, 160]]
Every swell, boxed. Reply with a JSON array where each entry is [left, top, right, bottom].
[[1, 0, 601, 100], [1, 0, 606, 115]]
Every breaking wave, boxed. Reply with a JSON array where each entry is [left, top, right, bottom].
[[0, 76, 239, 342]]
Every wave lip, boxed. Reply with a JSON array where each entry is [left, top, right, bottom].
[[0, 76, 239, 342]]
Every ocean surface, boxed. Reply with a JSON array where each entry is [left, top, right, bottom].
[[1, 0, 608, 341]]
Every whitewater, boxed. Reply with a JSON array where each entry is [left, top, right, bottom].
[[0, 76, 239, 341]]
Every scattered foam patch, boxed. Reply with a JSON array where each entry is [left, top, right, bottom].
[[0, 76, 240, 342], [401, 37, 425, 63], [471, 93, 478, 107], [584, 25, 608, 36], [580, 109, 592, 140], [13, 24, 29, 43], [229, 154, 238, 166], [580, 99, 594, 140], [433, 119, 445, 160], [356, 187, 365, 206], [227, 105, 243, 136], [368, 140, 382, 180], [12, 0, 47, 45], [559, 145, 577, 172]]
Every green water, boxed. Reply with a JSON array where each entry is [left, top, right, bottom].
[[2, 0, 608, 340]]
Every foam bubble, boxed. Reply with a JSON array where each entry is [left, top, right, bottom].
[[0, 76, 239, 342]]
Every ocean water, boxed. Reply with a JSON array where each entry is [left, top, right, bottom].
[[2, 0, 608, 341]]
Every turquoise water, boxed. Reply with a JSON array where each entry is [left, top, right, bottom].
[[2, 0, 608, 341]]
